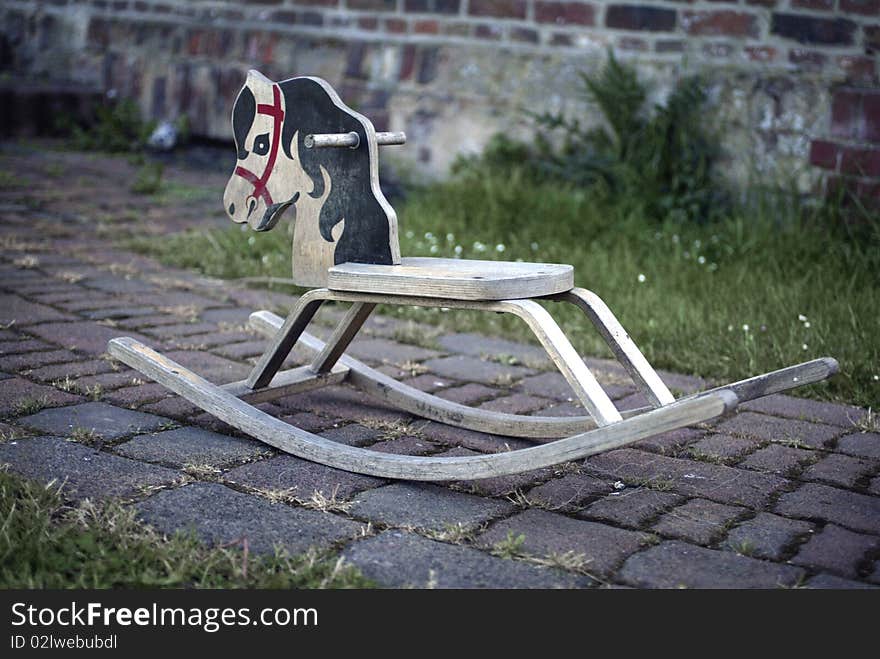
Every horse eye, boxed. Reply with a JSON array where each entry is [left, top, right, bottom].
[[253, 133, 270, 156]]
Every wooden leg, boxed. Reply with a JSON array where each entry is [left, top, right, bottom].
[[500, 299, 622, 426], [558, 288, 676, 408], [107, 336, 736, 480], [309, 302, 375, 374], [246, 290, 325, 390]]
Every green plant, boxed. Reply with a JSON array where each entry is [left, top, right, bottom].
[[455, 50, 725, 223], [69, 98, 156, 153], [0, 469, 373, 588], [492, 531, 526, 559], [131, 162, 165, 195]]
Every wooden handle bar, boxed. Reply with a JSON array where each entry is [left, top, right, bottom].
[[304, 131, 406, 149]]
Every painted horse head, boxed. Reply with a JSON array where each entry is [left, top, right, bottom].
[[224, 70, 399, 287]]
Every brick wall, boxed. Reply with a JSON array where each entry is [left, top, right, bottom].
[[1, 0, 878, 198]]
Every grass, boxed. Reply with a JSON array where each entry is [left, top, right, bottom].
[[0, 468, 373, 588], [128, 168, 879, 408]]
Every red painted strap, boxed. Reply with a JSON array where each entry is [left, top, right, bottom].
[[234, 84, 285, 208]]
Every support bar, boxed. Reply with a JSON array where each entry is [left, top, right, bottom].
[[304, 131, 407, 149]]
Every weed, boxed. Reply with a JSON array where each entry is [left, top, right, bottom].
[[182, 463, 222, 480], [130, 162, 164, 195], [423, 522, 472, 544], [69, 427, 100, 445], [0, 469, 373, 588], [14, 396, 50, 416], [492, 531, 526, 559], [302, 487, 352, 514]]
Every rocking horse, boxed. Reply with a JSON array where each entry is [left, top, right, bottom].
[[108, 71, 838, 480]]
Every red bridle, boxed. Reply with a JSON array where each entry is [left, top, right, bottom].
[[234, 84, 285, 207]]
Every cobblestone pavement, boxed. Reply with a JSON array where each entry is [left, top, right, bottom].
[[1, 144, 878, 589]]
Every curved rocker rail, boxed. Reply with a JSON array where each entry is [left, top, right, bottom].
[[249, 310, 840, 440], [107, 337, 737, 480]]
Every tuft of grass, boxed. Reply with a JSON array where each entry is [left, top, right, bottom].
[[491, 531, 526, 559], [0, 469, 373, 588], [14, 396, 50, 416], [130, 162, 164, 195], [69, 427, 100, 445]]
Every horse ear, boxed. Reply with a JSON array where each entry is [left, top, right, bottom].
[[246, 69, 273, 86]]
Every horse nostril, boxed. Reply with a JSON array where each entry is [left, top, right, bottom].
[[228, 203, 235, 215]]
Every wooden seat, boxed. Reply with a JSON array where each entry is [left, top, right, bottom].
[[327, 257, 574, 300]]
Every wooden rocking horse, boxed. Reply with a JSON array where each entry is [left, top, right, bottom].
[[108, 71, 838, 480]]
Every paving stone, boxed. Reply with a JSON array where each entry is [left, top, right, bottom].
[[836, 432, 880, 460], [346, 337, 442, 364], [349, 483, 513, 531], [343, 530, 588, 588], [776, 483, 880, 534], [279, 412, 342, 433], [536, 401, 588, 418], [519, 372, 576, 401], [723, 512, 812, 560], [199, 308, 253, 324], [742, 394, 866, 428], [652, 498, 746, 545], [165, 330, 256, 350], [103, 383, 170, 407], [140, 396, 201, 419], [0, 294, 72, 324], [223, 453, 385, 501], [583, 489, 684, 527], [437, 332, 549, 365], [714, 411, 840, 449], [527, 473, 615, 512], [631, 427, 705, 455], [115, 426, 270, 467], [116, 314, 190, 329], [28, 359, 114, 382], [478, 393, 549, 415], [435, 383, 499, 405], [615, 392, 651, 412], [19, 401, 171, 440], [0, 377, 81, 415], [870, 476, 880, 497], [455, 463, 556, 497], [398, 373, 453, 392], [802, 453, 875, 489], [82, 307, 158, 321], [369, 436, 438, 455], [315, 424, 381, 449], [477, 508, 650, 577], [162, 350, 250, 383], [422, 355, 533, 385], [27, 321, 150, 357], [211, 341, 267, 361], [585, 448, 787, 508], [136, 482, 359, 555], [0, 338, 55, 354], [805, 574, 877, 589], [656, 370, 707, 395], [75, 370, 143, 391], [280, 385, 411, 425], [689, 433, 762, 461], [420, 421, 532, 453], [620, 541, 805, 589], [0, 348, 80, 372], [738, 444, 816, 476], [0, 435, 179, 500], [791, 524, 880, 577], [144, 322, 220, 339], [80, 275, 155, 294]]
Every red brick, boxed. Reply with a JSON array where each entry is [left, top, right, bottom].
[[474, 23, 504, 39], [357, 17, 378, 29], [386, 18, 408, 33], [771, 14, 857, 45], [744, 46, 776, 62], [510, 26, 540, 43], [682, 10, 758, 37], [791, 0, 834, 10], [831, 89, 863, 139], [864, 92, 880, 142], [403, 0, 460, 13], [606, 5, 676, 31], [413, 19, 439, 34], [468, 0, 526, 19], [838, 56, 876, 84], [535, 1, 595, 25], [840, 0, 880, 14], [348, 0, 395, 9], [840, 146, 880, 177], [810, 140, 840, 170], [789, 48, 827, 71]]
